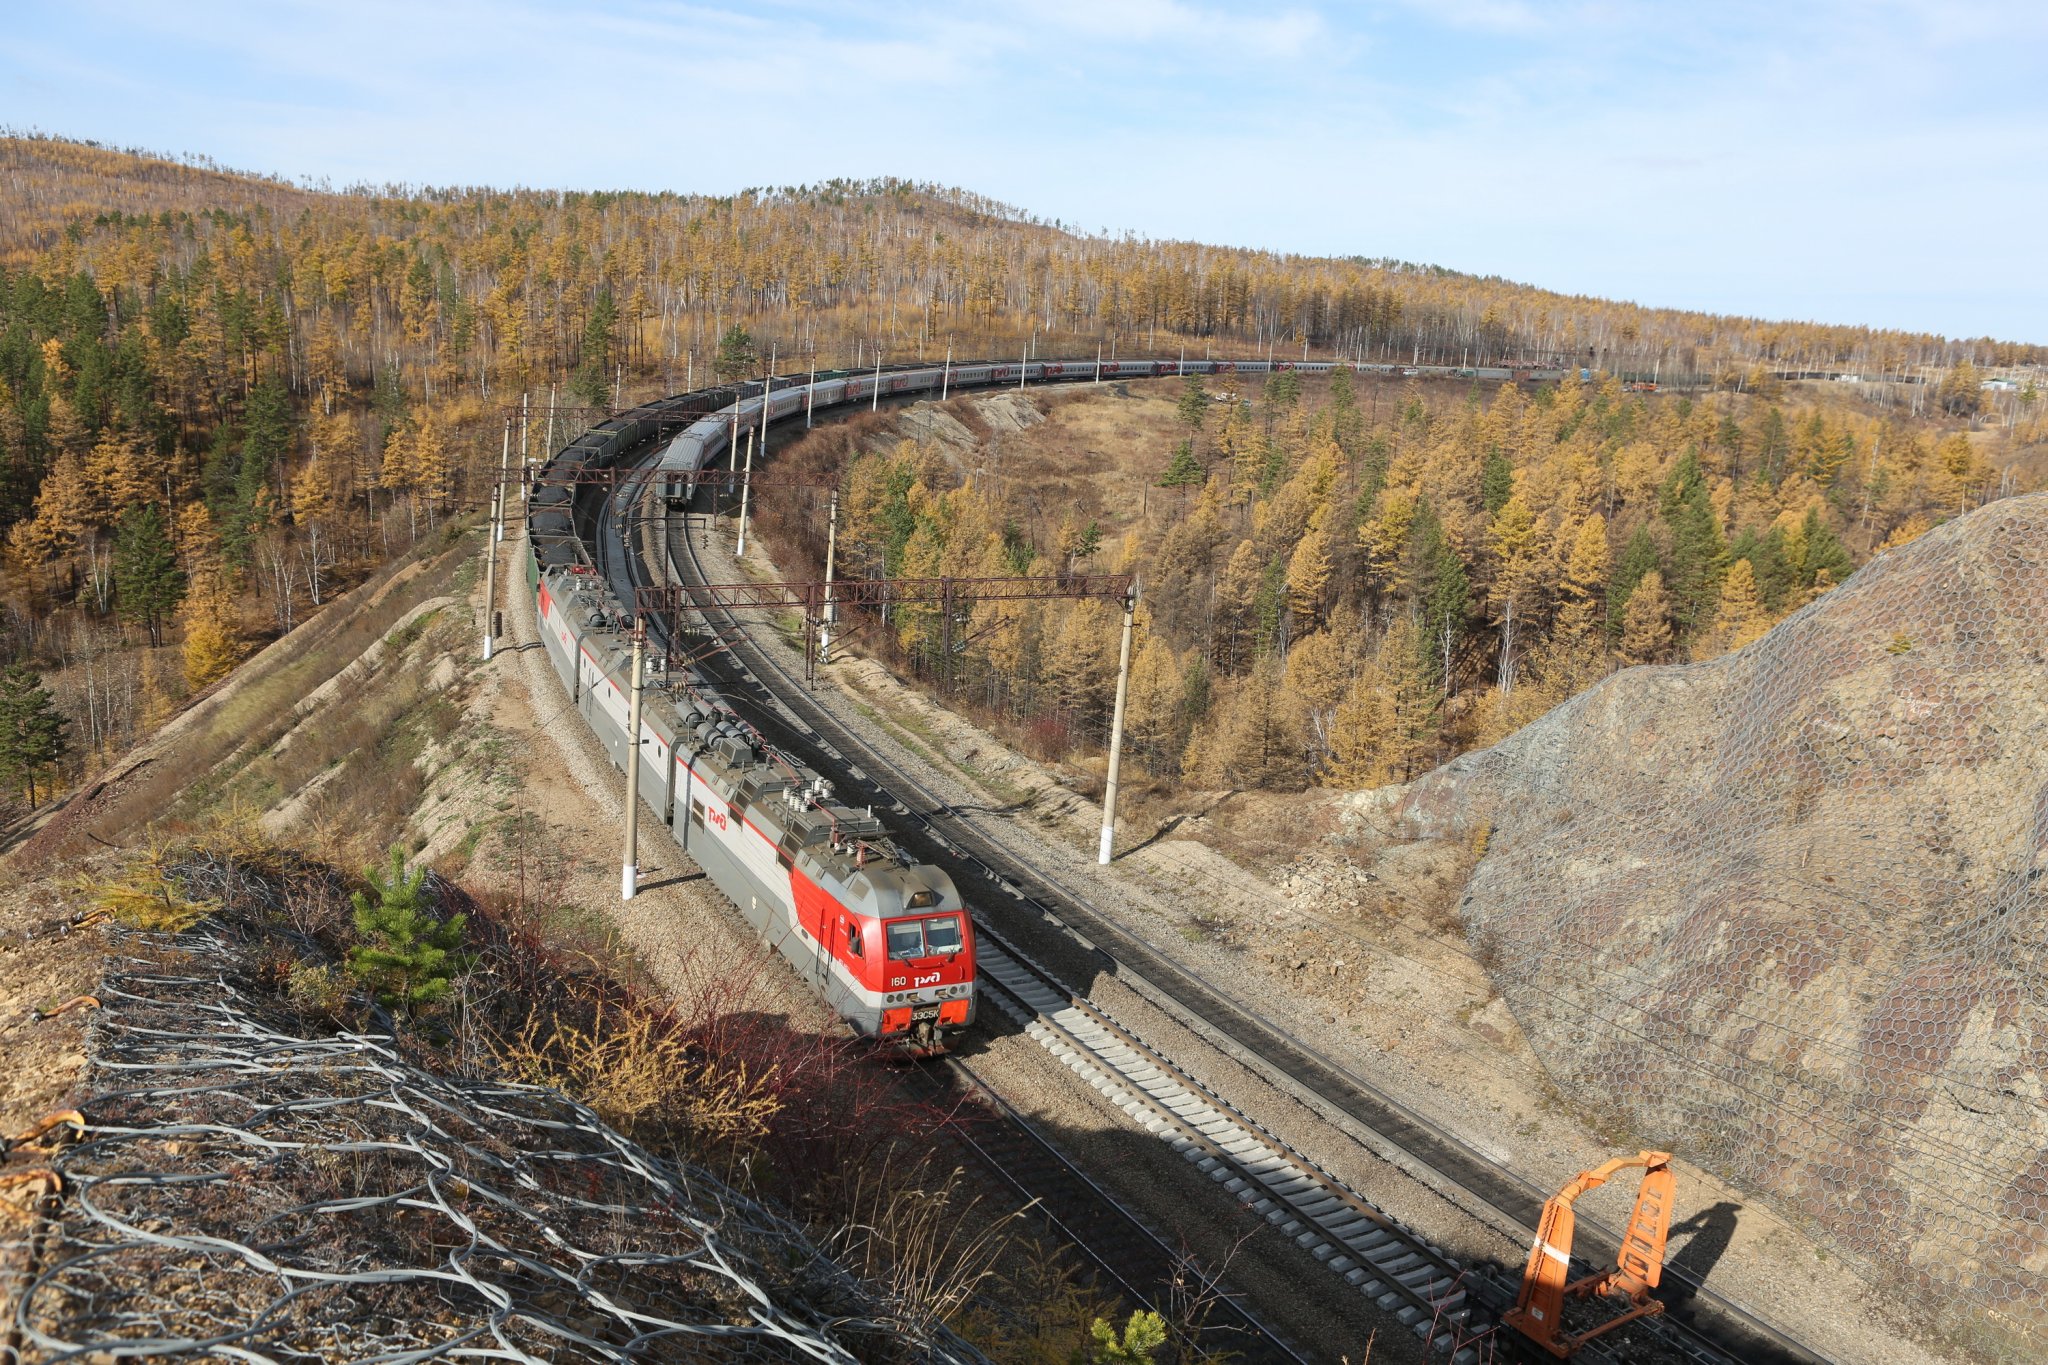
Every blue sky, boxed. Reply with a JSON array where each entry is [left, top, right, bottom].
[[5, 0, 2043, 342]]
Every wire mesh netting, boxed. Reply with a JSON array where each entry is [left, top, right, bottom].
[[1391, 493, 2048, 1350], [0, 922, 982, 1363]]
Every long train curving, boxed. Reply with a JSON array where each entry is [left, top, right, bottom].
[[518, 354, 1569, 1055]]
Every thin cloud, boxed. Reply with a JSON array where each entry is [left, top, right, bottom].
[[0, 0, 2041, 338]]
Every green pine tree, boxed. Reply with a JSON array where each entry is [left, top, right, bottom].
[[1263, 368, 1301, 407], [0, 664, 70, 806], [1175, 375, 1207, 433], [1480, 448, 1514, 512], [1412, 502, 1469, 694], [346, 847, 474, 1014], [1657, 450, 1728, 633], [219, 374, 293, 569], [114, 504, 186, 647], [1716, 415, 1747, 479], [714, 323, 758, 383], [1754, 406, 1790, 482], [1087, 1310, 1167, 1363], [1730, 525, 1795, 610], [1329, 367, 1364, 454], [1795, 506, 1853, 589], [1607, 524, 1662, 637], [572, 287, 620, 408], [1157, 438, 1203, 490]]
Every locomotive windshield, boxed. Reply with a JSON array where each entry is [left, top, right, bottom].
[[887, 915, 966, 959]]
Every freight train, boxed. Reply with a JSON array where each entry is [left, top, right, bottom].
[[519, 352, 1611, 1052]]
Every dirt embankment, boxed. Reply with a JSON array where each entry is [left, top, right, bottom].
[[1338, 494, 2048, 1356]]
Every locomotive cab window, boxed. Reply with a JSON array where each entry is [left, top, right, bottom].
[[923, 915, 963, 956], [886, 915, 965, 960], [845, 921, 863, 957], [886, 920, 924, 960]]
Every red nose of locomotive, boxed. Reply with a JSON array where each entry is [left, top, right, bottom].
[[875, 909, 976, 1053]]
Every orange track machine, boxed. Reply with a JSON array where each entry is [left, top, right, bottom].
[[1503, 1150, 1675, 1357]]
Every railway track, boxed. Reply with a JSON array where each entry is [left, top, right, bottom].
[[928, 1053, 1313, 1364], [972, 920, 1496, 1360], [627, 488, 1521, 1360], [588, 467, 1315, 1360], [582, 407, 1828, 1365]]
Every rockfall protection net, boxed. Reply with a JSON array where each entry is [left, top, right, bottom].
[[0, 926, 980, 1364], [1425, 494, 2048, 1351]]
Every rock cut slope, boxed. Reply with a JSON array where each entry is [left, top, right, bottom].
[[1345, 494, 2048, 1352]]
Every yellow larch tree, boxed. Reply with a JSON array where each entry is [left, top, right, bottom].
[[1554, 513, 1609, 643], [1284, 621, 1352, 767], [1619, 570, 1673, 665], [85, 432, 156, 523], [1325, 616, 1430, 789], [1285, 502, 1337, 630], [1701, 558, 1770, 658], [1124, 629, 1188, 774], [179, 568, 243, 690], [1484, 490, 1543, 694]]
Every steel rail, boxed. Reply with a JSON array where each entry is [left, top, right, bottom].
[[936, 1054, 1315, 1365], [579, 382, 1830, 1365], [967, 920, 1498, 1360], [602, 466, 1317, 1363], [639, 479, 1528, 1361]]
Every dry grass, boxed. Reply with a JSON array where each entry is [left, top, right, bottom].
[[821, 1155, 1027, 1336], [84, 848, 220, 932], [73, 817, 1169, 1364], [493, 1004, 781, 1151]]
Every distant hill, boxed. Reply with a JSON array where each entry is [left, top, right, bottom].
[[2, 133, 2039, 387]]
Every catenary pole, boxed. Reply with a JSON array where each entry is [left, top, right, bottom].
[[806, 351, 817, 428], [1098, 583, 1137, 865], [622, 621, 646, 900], [941, 344, 951, 401], [871, 350, 883, 412], [735, 427, 755, 559], [517, 392, 530, 523], [821, 488, 840, 664], [496, 411, 511, 543]]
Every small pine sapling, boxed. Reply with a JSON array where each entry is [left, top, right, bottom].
[[1087, 1310, 1167, 1363], [347, 846, 474, 1013]]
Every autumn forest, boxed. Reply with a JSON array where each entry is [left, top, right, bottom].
[[0, 134, 2039, 810]]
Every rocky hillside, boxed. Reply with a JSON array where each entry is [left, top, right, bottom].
[[1340, 493, 2048, 1354]]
